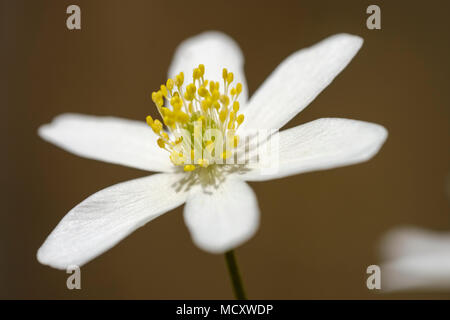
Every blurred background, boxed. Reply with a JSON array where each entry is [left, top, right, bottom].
[[1, 0, 449, 299]]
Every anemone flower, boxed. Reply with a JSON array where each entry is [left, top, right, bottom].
[[379, 227, 450, 291], [37, 31, 387, 298]]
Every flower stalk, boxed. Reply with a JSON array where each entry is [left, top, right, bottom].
[[224, 250, 247, 300]]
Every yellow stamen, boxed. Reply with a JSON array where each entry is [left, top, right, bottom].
[[184, 164, 196, 171], [198, 158, 209, 168], [146, 115, 153, 126], [222, 150, 232, 160], [157, 138, 165, 148], [233, 135, 239, 148], [147, 64, 245, 172]]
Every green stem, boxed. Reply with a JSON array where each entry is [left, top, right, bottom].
[[224, 250, 247, 300]]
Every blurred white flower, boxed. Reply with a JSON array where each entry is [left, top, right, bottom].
[[379, 227, 450, 291], [37, 31, 387, 269]]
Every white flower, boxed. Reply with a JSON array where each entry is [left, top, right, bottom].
[[37, 31, 387, 269], [379, 227, 450, 291]]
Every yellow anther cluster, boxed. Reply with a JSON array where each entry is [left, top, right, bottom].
[[147, 65, 245, 172]]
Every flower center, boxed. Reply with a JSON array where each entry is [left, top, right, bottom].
[[146, 64, 245, 172]]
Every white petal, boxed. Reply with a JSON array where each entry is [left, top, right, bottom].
[[239, 118, 387, 181], [380, 227, 450, 261], [168, 31, 248, 105], [37, 173, 187, 269], [183, 178, 259, 253], [241, 34, 363, 130], [379, 227, 450, 291], [38, 113, 173, 172]]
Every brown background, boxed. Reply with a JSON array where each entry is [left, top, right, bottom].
[[1, 0, 449, 299]]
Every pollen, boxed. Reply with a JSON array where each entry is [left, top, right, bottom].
[[146, 65, 244, 171]]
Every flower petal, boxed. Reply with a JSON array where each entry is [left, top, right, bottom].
[[37, 173, 187, 269], [183, 178, 259, 253], [379, 227, 450, 291], [38, 113, 173, 172], [241, 33, 363, 130], [380, 227, 450, 261], [239, 118, 387, 181], [168, 31, 248, 105]]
